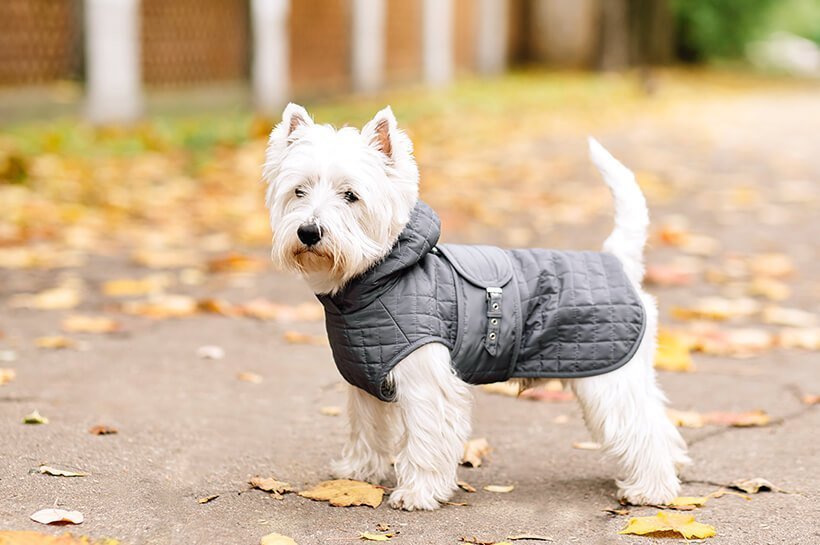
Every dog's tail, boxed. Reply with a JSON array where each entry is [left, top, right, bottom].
[[588, 137, 648, 286]]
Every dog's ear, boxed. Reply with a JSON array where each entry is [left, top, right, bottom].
[[362, 106, 398, 160], [281, 103, 313, 141]]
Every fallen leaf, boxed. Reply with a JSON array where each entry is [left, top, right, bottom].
[[299, 479, 383, 508], [249, 476, 294, 499], [667, 408, 705, 428], [603, 508, 631, 516], [704, 410, 770, 427], [802, 394, 820, 405], [778, 328, 820, 350], [644, 263, 695, 287], [260, 533, 299, 545], [319, 406, 341, 416], [728, 477, 785, 494], [654, 329, 694, 372], [9, 286, 81, 310], [283, 331, 328, 345], [459, 537, 495, 545], [552, 414, 569, 424], [457, 480, 477, 493], [197, 345, 225, 360], [689, 326, 774, 357], [572, 441, 601, 450], [748, 277, 791, 301], [240, 299, 324, 322], [0, 368, 15, 385], [681, 234, 720, 257], [762, 306, 816, 327], [483, 484, 514, 493], [121, 294, 198, 319], [38, 465, 86, 477], [668, 496, 708, 508], [749, 253, 794, 278], [30, 508, 84, 525], [237, 372, 263, 384], [442, 501, 469, 507], [480, 381, 521, 397], [671, 297, 760, 321], [102, 275, 170, 297], [462, 438, 491, 468], [0, 349, 17, 363], [507, 535, 553, 542], [62, 314, 121, 333], [197, 298, 239, 316], [132, 248, 200, 269], [207, 252, 267, 274], [619, 511, 715, 539], [23, 410, 48, 424], [359, 532, 390, 542], [89, 424, 118, 435], [198, 494, 219, 504], [35, 336, 79, 350], [708, 489, 751, 501]]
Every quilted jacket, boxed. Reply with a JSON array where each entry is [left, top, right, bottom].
[[317, 201, 646, 401]]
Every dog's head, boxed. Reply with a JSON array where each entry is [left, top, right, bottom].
[[263, 104, 419, 294]]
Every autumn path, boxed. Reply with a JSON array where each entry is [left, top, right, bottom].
[[1, 72, 819, 544]]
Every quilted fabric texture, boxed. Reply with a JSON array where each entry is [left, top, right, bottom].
[[318, 201, 646, 401]]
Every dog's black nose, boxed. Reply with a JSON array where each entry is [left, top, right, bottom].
[[297, 223, 322, 246]]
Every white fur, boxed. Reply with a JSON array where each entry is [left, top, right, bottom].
[[264, 107, 689, 510]]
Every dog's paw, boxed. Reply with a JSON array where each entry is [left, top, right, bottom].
[[330, 456, 390, 483], [617, 477, 681, 506], [388, 488, 441, 511]]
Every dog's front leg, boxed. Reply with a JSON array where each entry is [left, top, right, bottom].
[[331, 384, 397, 483], [388, 343, 472, 511]]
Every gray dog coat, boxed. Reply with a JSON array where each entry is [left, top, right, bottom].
[[317, 201, 646, 401]]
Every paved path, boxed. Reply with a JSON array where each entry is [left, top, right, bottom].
[[1, 75, 819, 544]]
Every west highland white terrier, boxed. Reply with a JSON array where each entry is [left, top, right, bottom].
[[263, 103, 689, 511]]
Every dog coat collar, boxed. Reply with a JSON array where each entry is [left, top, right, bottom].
[[318, 201, 646, 401]]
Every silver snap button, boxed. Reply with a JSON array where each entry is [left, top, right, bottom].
[[489, 333, 496, 340], [490, 318, 498, 325], [492, 303, 499, 310]]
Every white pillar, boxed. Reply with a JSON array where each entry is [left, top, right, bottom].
[[422, 0, 454, 86], [351, 0, 386, 93], [251, 0, 291, 117], [476, 0, 509, 75], [84, 0, 142, 123]]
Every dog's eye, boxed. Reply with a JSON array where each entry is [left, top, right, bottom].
[[294, 187, 306, 198], [343, 191, 359, 203]]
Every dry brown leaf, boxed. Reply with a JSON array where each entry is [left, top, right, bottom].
[[572, 441, 601, 450], [9, 286, 81, 310], [89, 424, 118, 435], [483, 484, 514, 493], [35, 336, 79, 350], [102, 275, 170, 297], [30, 508, 83, 525], [319, 406, 341, 416], [260, 533, 299, 545], [728, 477, 785, 494], [283, 331, 328, 345], [121, 294, 198, 319], [62, 314, 121, 334], [457, 480, 477, 493], [298, 479, 383, 508], [762, 306, 816, 327], [0, 368, 15, 386], [461, 438, 491, 468], [207, 252, 267, 274], [38, 465, 86, 477], [802, 394, 820, 405], [249, 476, 294, 499], [654, 329, 695, 372], [619, 511, 715, 539], [778, 328, 820, 350], [197, 298, 239, 316], [237, 372, 263, 384], [197, 494, 219, 504]]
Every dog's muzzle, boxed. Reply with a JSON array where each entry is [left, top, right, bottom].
[[297, 222, 322, 247]]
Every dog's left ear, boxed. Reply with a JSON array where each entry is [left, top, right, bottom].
[[362, 106, 398, 160]]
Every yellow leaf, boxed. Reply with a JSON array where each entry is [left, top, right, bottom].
[[207, 252, 267, 273], [102, 275, 170, 297], [121, 294, 198, 319], [802, 394, 820, 405], [619, 511, 715, 539], [237, 372, 263, 384], [9, 286, 81, 310], [779, 328, 820, 350], [132, 248, 200, 269], [671, 297, 760, 321], [654, 329, 694, 372], [748, 277, 790, 301], [0, 368, 16, 386], [249, 477, 293, 498], [704, 410, 770, 427], [23, 410, 48, 425], [572, 441, 601, 450], [667, 408, 705, 428], [62, 314, 121, 333], [668, 496, 708, 507], [483, 484, 514, 493], [461, 437, 491, 467], [762, 306, 816, 328], [35, 336, 79, 350], [480, 381, 521, 397], [359, 532, 391, 541], [299, 479, 384, 508], [260, 533, 299, 545], [319, 406, 341, 416], [749, 253, 794, 278]]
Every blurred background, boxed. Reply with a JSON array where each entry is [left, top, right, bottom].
[[1, 2, 820, 543]]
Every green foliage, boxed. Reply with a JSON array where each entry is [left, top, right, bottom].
[[673, 0, 776, 60]]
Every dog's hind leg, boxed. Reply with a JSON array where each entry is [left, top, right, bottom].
[[388, 343, 472, 511], [569, 293, 690, 505], [330, 384, 397, 483]]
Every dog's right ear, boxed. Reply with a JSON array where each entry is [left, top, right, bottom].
[[280, 103, 313, 142], [263, 103, 314, 187]]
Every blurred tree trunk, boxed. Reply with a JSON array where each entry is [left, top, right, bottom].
[[528, 0, 599, 68], [599, 0, 629, 70], [629, 0, 674, 65]]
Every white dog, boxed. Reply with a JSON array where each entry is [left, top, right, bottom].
[[263, 103, 689, 511]]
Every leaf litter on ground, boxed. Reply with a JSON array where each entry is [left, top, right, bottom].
[[0, 368, 15, 385], [0, 531, 119, 545], [38, 465, 87, 477], [298, 479, 384, 508], [249, 476, 294, 499], [30, 509, 84, 525], [619, 511, 715, 539]]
